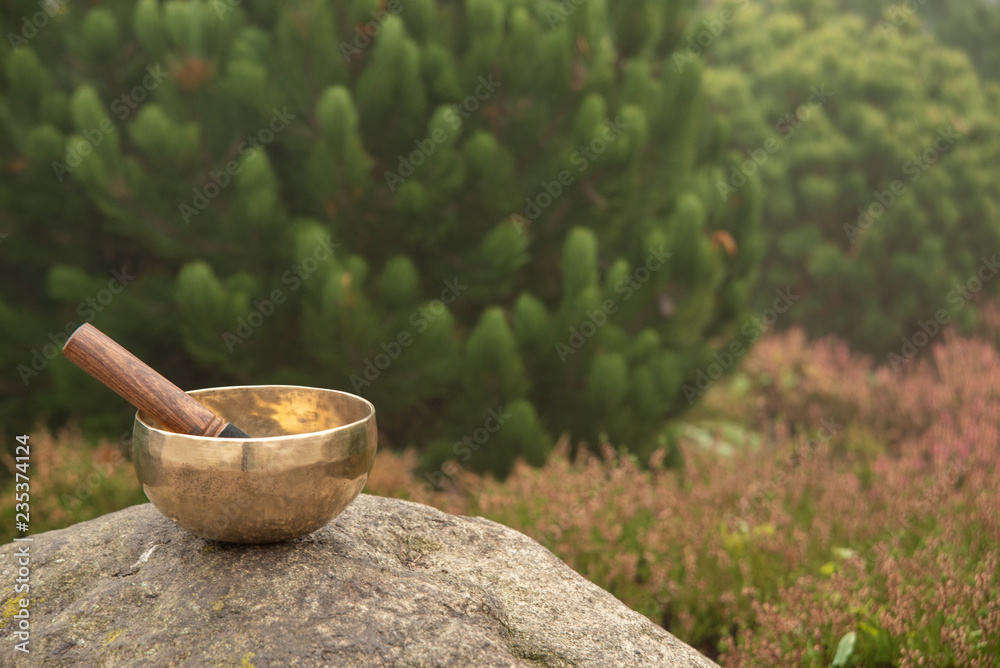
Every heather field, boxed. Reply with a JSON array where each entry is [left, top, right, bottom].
[[5, 324, 999, 666]]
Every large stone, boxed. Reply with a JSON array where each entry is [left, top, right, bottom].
[[0, 494, 716, 667]]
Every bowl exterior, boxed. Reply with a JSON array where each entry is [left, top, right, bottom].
[[132, 385, 377, 543]]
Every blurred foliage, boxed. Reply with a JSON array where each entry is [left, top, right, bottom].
[[0, 0, 761, 478], [830, 0, 1000, 82], [0, 427, 145, 545], [698, 0, 1000, 355]]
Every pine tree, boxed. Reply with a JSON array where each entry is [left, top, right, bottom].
[[1, 0, 761, 475], [698, 0, 1000, 355]]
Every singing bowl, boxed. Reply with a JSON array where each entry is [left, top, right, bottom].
[[132, 385, 377, 544]]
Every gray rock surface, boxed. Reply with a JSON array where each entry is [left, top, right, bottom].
[[0, 494, 717, 667]]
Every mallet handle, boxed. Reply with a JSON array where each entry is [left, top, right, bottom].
[[62, 323, 228, 437]]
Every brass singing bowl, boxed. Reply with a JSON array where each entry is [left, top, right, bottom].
[[132, 385, 377, 544]]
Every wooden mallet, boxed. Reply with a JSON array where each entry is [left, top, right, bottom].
[[62, 323, 251, 439]]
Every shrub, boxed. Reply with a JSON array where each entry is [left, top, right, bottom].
[[0, 0, 761, 476], [828, 0, 1000, 83], [698, 0, 1000, 355]]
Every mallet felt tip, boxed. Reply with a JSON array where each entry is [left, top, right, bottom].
[[62, 323, 251, 439]]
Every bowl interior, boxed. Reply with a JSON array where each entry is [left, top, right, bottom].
[[137, 385, 374, 438]]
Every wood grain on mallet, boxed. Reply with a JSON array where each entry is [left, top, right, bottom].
[[62, 323, 229, 437]]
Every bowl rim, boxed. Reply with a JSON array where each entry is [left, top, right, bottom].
[[134, 384, 376, 442]]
